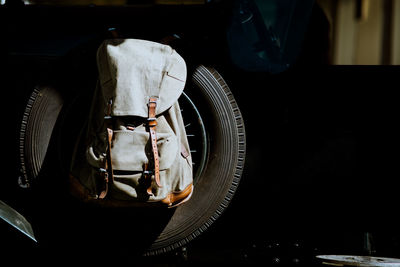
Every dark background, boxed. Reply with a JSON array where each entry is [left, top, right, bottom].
[[1, 1, 399, 265]]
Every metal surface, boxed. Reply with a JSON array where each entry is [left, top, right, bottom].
[[316, 255, 400, 266], [0, 200, 36, 242], [180, 92, 208, 182]]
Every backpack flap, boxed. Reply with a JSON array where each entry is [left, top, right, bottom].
[[97, 39, 187, 117]]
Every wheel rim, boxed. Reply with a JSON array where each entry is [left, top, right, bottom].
[[179, 92, 208, 183]]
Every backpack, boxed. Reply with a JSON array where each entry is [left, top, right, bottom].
[[69, 39, 193, 208]]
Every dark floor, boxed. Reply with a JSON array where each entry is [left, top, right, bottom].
[[2, 64, 400, 266]]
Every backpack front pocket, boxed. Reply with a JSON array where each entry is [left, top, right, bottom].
[[111, 127, 178, 172]]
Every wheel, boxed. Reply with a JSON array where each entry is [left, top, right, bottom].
[[146, 65, 246, 255], [18, 65, 246, 257]]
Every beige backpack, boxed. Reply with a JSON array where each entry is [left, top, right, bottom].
[[69, 39, 193, 207]]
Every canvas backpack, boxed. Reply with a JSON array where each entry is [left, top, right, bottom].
[[69, 39, 193, 207]]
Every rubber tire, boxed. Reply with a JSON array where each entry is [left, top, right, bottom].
[[145, 65, 246, 255]]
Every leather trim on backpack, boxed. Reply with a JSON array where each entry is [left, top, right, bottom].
[[147, 97, 162, 188], [69, 173, 193, 208], [160, 183, 193, 208]]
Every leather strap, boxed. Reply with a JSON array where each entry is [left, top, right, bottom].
[[148, 97, 162, 188], [143, 163, 153, 196], [161, 183, 194, 208], [99, 128, 114, 199]]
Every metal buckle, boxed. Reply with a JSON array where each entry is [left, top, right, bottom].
[[148, 96, 158, 105], [147, 117, 157, 127], [99, 168, 109, 181]]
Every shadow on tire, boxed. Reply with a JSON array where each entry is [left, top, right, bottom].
[[19, 64, 246, 257]]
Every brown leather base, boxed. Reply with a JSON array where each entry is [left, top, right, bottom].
[[69, 174, 193, 208], [160, 183, 194, 207]]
